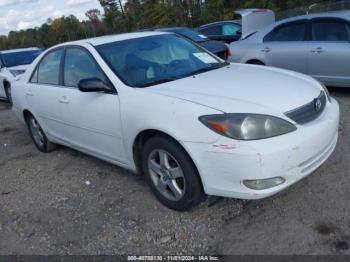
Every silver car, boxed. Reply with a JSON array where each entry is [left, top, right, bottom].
[[229, 11, 350, 87]]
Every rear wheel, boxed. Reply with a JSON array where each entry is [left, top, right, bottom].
[[26, 113, 57, 152], [142, 135, 205, 211], [4, 82, 12, 105]]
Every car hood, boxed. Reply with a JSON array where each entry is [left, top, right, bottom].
[[146, 63, 323, 115], [7, 65, 29, 71]]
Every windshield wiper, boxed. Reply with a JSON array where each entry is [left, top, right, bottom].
[[137, 77, 178, 88], [184, 62, 229, 78]]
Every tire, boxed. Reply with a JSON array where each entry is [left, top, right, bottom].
[[26, 113, 57, 152], [4, 82, 12, 105], [247, 60, 265, 66], [142, 135, 205, 211]]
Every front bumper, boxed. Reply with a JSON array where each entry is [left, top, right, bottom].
[[182, 98, 339, 199]]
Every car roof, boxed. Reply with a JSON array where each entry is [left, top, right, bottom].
[[62, 31, 170, 47], [155, 27, 189, 31], [0, 47, 40, 54], [199, 20, 241, 28], [277, 10, 350, 24]]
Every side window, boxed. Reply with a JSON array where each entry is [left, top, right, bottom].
[[64, 48, 107, 88], [30, 67, 38, 83], [222, 24, 241, 36], [36, 49, 63, 85], [200, 25, 221, 36], [312, 19, 350, 42], [264, 22, 307, 42]]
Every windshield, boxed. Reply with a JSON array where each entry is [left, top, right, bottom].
[[96, 34, 227, 87], [1, 49, 43, 68]]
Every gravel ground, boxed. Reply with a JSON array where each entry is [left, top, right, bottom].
[[0, 87, 349, 255], [0, 101, 243, 255]]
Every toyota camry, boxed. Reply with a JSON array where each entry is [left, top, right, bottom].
[[11, 32, 339, 210]]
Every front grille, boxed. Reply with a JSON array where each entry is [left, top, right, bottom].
[[285, 91, 327, 124]]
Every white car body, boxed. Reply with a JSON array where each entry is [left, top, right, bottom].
[[12, 32, 339, 203], [0, 47, 41, 100]]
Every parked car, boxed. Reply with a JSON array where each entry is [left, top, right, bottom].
[[198, 21, 242, 44], [149, 27, 231, 60], [12, 32, 339, 211], [198, 9, 275, 44], [229, 10, 350, 87], [0, 47, 43, 104]]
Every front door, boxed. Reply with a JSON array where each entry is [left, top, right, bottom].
[[59, 47, 126, 164]]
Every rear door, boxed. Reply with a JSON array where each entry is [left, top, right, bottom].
[[308, 17, 350, 86], [25, 48, 64, 140], [261, 20, 310, 73]]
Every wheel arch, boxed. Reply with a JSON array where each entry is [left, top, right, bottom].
[[245, 59, 266, 65], [3, 79, 10, 88], [132, 129, 205, 192], [23, 109, 31, 121]]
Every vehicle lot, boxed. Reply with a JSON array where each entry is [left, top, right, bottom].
[[0, 87, 350, 255]]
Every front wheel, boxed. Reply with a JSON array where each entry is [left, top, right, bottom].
[[142, 136, 205, 211], [26, 113, 57, 152]]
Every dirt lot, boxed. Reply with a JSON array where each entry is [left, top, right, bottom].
[[0, 88, 350, 255]]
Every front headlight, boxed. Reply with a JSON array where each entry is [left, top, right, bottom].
[[317, 81, 331, 102], [199, 113, 297, 140]]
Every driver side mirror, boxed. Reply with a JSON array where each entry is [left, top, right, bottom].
[[78, 78, 113, 93]]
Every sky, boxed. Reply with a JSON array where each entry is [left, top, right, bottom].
[[0, 0, 104, 35]]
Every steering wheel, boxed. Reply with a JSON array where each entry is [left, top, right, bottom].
[[168, 60, 187, 75]]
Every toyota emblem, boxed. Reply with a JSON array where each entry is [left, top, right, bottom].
[[314, 98, 322, 111]]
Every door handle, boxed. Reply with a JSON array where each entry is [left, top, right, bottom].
[[59, 96, 70, 104], [311, 47, 323, 54], [261, 47, 271, 53], [26, 90, 33, 96]]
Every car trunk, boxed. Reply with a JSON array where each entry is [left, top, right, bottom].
[[235, 9, 275, 39]]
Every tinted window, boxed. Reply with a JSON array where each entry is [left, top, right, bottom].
[[2, 49, 43, 67], [222, 24, 241, 36], [312, 20, 349, 41], [64, 48, 106, 88], [96, 34, 224, 87], [36, 49, 63, 85], [265, 22, 306, 42], [200, 25, 221, 35]]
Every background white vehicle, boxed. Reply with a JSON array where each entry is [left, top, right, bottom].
[[12, 32, 339, 210], [229, 10, 350, 87], [0, 47, 43, 104]]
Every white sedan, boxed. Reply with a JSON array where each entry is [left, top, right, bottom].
[[11, 32, 339, 210]]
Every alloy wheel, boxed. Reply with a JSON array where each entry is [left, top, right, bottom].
[[148, 149, 186, 201], [29, 117, 45, 148]]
